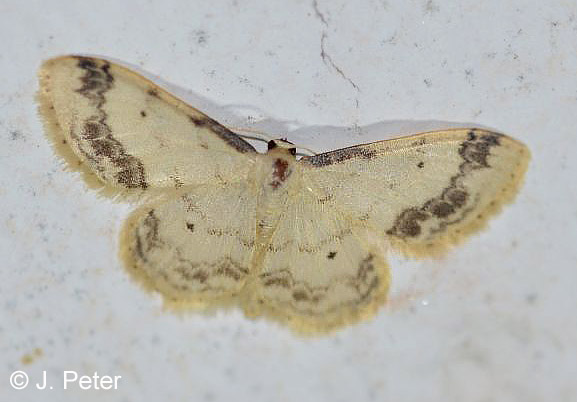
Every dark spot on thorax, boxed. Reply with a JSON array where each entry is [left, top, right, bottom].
[[273, 159, 288, 179], [186, 222, 195, 232], [327, 251, 337, 259], [270, 158, 291, 189], [417, 161, 425, 168], [140, 110, 147, 117]]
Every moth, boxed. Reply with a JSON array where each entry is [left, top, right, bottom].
[[38, 56, 530, 334]]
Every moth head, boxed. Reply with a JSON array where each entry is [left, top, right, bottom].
[[267, 138, 297, 157]]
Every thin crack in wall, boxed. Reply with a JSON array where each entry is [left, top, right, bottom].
[[313, 0, 328, 26], [312, 0, 360, 107], [320, 33, 361, 92]]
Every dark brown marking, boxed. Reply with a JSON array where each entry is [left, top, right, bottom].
[[173, 265, 205, 284], [147, 88, 159, 97], [215, 259, 249, 281], [387, 130, 502, 239], [188, 115, 256, 153], [134, 232, 146, 263], [305, 146, 377, 167], [262, 276, 291, 289], [167, 253, 250, 289], [134, 210, 163, 262], [417, 161, 425, 168], [192, 271, 209, 284], [91, 138, 118, 157], [388, 208, 429, 237], [73, 57, 147, 189], [348, 254, 381, 304], [186, 222, 195, 232], [82, 120, 103, 140], [428, 200, 455, 218], [253, 252, 383, 313], [188, 115, 207, 127], [140, 110, 147, 117], [446, 188, 468, 208], [77, 58, 97, 72], [356, 254, 375, 282], [293, 290, 309, 301], [142, 210, 161, 248], [327, 251, 337, 259]]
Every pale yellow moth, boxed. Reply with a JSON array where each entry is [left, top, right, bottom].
[[37, 56, 530, 334]]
